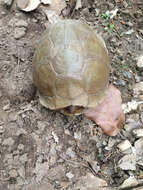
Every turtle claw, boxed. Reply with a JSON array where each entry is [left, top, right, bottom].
[[83, 84, 125, 136]]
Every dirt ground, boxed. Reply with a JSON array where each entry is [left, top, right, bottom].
[[0, 0, 143, 189]]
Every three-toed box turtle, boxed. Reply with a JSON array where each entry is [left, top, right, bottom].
[[32, 19, 110, 115]]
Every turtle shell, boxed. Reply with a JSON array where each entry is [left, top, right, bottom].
[[32, 19, 110, 112]]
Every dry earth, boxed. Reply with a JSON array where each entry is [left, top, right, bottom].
[[0, 0, 143, 189]]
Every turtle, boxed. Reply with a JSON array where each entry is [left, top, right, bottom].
[[32, 19, 110, 115]]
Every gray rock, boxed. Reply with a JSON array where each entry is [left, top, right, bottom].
[[132, 129, 143, 137], [122, 71, 132, 79], [120, 176, 138, 189], [140, 112, 143, 123], [2, 137, 14, 146], [116, 79, 126, 86], [19, 153, 28, 164], [47, 165, 65, 181], [71, 173, 108, 190], [2, 0, 13, 6], [133, 82, 143, 96], [135, 138, 143, 157], [15, 20, 28, 28], [14, 27, 26, 39], [18, 165, 25, 178], [0, 126, 5, 133], [137, 56, 143, 68], [9, 169, 18, 178], [117, 140, 132, 152], [66, 172, 74, 179], [118, 154, 136, 170], [33, 162, 49, 182]]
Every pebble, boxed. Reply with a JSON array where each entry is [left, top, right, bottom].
[[19, 153, 28, 164], [14, 27, 26, 39], [66, 147, 75, 158], [2, 0, 13, 6], [133, 82, 143, 96], [135, 74, 142, 82], [16, 128, 27, 136], [132, 129, 143, 137], [9, 169, 18, 178], [120, 176, 138, 189], [72, 173, 108, 190], [18, 144, 24, 151], [3, 104, 10, 111], [135, 138, 143, 157], [122, 71, 132, 79], [122, 100, 143, 113], [118, 154, 136, 170], [2, 137, 14, 146], [66, 172, 74, 179], [15, 20, 28, 28], [124, 122, 140, 132], [137, 56, 143, 68], [18, 165, 25, 178], [0, 126, 5, 133], [115, 79, 126, 86], [74, 132, 81, 140], [140, 112, 143, 123], [117, 140, 132, 152]]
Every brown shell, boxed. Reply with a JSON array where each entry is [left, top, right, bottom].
[[32, 19, 110, 110]]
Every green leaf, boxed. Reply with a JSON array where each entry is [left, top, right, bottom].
[[109, 24, 114, 30]]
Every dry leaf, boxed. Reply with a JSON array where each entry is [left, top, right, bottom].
[[84, 84, 125, 136]]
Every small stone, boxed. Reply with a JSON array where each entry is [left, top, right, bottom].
[[0, 126, 5, 133], [141, 112, 143, 123], [18, 144, 24, 150], [18, 165, 25, 178], [73, 173, 108, 190], [19, 153, 28, 164], [14, 27, 26, 39], [135, 138, 143, 157], [132, 129, 143, 137], [118, 154, 136, 170], [15, 20, 28, 28], [116, 79, 126, 86], [134, 82, 143, 96], [66, 147, 75, 158], [16, 128, 27, 136], [124, 123, 139, 132], [135, 74, 142, 82], [3, 0, 13, 6], [3, 104, 10, 111], [122, 71, 132, 79], [74, 132, 81, 140], [9, 169, 18, 178], [120, 176, 138, 189], [117, 140, 132, 152], [37, 121, 46, 132], [17, 176, 24, 186], [106, 138, 117, 150], [2, 137, 14, 146], [137, 56, 143, 68], [34, 162, 49, 182], [66, 172, 74, 179], [122, 101, 143, 113]]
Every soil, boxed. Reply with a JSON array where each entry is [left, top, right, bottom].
[[0, 0, 143, 189]]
